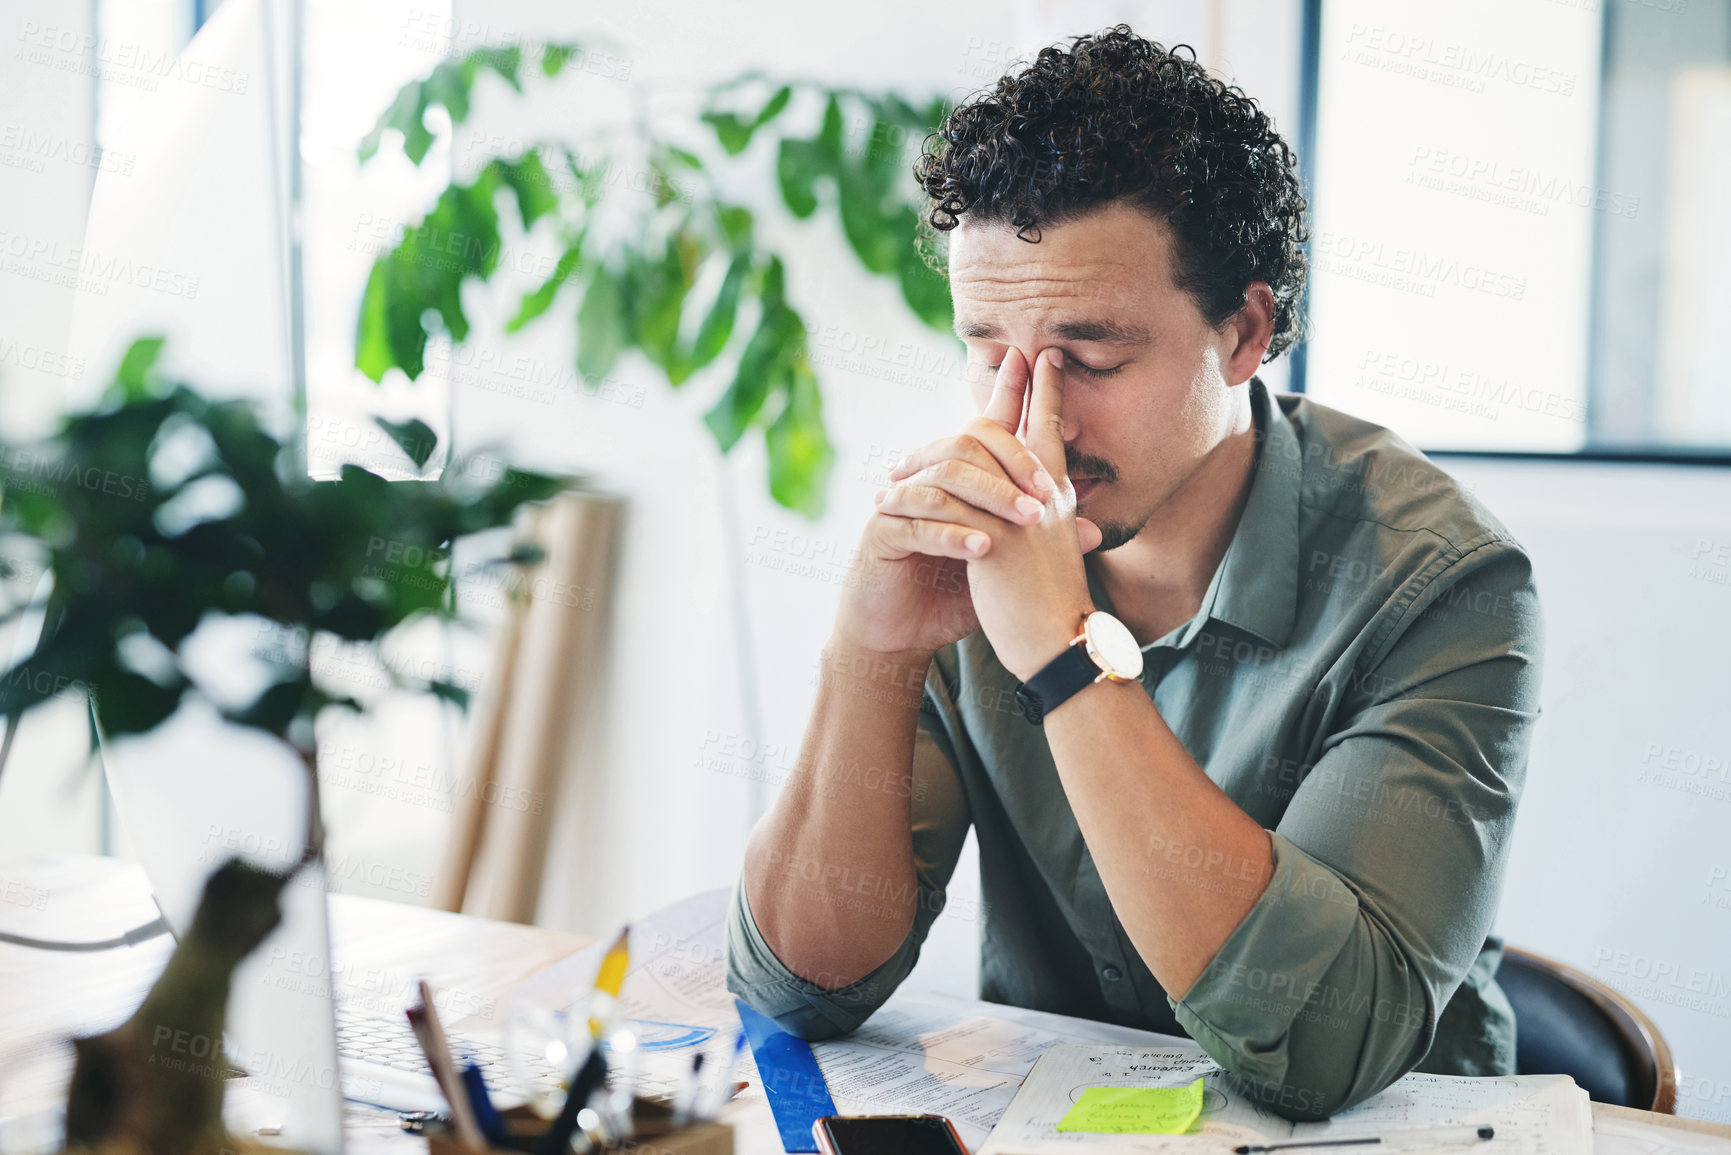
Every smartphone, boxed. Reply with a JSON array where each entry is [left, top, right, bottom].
[[812, 1114, 970, 1155]]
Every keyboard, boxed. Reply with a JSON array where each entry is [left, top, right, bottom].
[[333, 1003, 566, 1094]]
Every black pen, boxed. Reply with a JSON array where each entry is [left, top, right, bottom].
[[534, 1045, 609, 1155], [1236, 1124, 1495, 1153], [671, 1052, 706, 1129]]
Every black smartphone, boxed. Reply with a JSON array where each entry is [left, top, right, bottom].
[[812, 1114, 970, 1155]]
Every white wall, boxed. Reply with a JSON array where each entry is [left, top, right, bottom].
[[1442, 454, 1731, 1124]]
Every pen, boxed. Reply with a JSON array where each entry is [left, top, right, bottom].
[[530, 927, 632, 1154], [696, 1030, 748, 1121], [461, 1062, 508, 1146], [407, 990, 487, 1151], [1235, 1124, 1496, 1153], [534, 1044, 609, 1155], [671, 1052, 706, 1129]]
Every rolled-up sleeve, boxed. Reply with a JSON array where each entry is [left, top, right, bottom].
[[725, 673, 972, 1040], [1170, 538, 1542, 1120]]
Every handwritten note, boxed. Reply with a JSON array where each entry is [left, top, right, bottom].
[[1055, 1079, 1205, 1135]]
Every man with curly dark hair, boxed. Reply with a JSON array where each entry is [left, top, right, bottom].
[[728, 27, 1540, 1121]]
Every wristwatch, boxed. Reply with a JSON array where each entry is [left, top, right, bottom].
[[1013, 610, 1144, 725]]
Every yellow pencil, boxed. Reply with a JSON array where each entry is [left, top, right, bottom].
[[586, 925, 630, 1038]]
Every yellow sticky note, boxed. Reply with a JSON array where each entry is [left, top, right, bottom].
[[1055, 1079, 1205, 1134]]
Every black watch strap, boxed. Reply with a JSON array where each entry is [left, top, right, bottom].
[[1014, 642, 1100, 725]]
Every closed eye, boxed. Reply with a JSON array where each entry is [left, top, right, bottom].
[[985, 361, 1125, 378]]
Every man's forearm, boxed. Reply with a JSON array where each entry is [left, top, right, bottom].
[[741, 639, 934, 991], [1042, 677, 1274, 998]]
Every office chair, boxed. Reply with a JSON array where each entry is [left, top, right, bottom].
[[1497, 945, 1678, 1113]]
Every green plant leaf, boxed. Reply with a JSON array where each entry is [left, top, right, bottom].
[[689, 251, 749, 372], [765, 359, 833, 517], [358, 45, 527, 166], [540, 42, 577, 77], [896, 211, 953, 331], [493, 152, 560, 230], [507, 242, 584, 333], [93, 670, 185, 737], [755, 85, 793, 129], [355, 258, 431, 382], [355, 167, 506, 383], [576, 264, 627, 382], [703, 314, 785, 452], [113, 337, 167, 403], [817, 93, 844, 162], [459, 46, 524, 95], [636, 234, 698, 380], [354, 261, 394, 381], [871, 93, 929, 129], [664, 145, 703, 170], [700, 83, 795, 157], [702, 111, 755, 156], [716, 204, 753, 249], [375, 417, 439, 470], [227, 676, 307, 734], [427, 679, 471, 709], [424, 61, 473, 129], [776, 138, 825, 219], [358, 83, 433, 164], [491, 470, 565, 505], [837, 163, 899, 274], [757, 253, 787, 311]]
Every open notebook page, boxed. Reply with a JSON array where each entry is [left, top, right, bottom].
[[979, 1045, 1593, 1155]]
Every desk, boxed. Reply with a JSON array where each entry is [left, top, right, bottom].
[[4, 854, 1729, 1151]]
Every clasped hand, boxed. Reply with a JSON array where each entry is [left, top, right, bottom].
[[875, 347, 1102, 681]]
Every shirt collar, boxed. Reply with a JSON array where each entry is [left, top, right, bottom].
[[1084, 377, 1302, 653], [1208, 378, 1302, 650]]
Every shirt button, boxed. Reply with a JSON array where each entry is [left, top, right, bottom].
[[1102, 966, 1123, 982]]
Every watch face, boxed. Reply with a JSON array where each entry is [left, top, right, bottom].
[[1084, 612, 1144, 678]]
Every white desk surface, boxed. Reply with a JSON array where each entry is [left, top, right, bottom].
[[3, 853, 1727, 1152]]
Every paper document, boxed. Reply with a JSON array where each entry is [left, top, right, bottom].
[[978, 1044, 1594, 1155], [503, 889, 1195, 1152]]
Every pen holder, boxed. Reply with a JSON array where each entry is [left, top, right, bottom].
[[425, 1095, 733, 1154]]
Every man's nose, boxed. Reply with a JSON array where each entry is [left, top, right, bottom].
[[1011, 347, 1082, 443], [1023, 406, 1079, 443]]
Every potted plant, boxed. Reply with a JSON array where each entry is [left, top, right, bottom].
[[0, 336, 564, 1152], [354, 40, 954, 516]]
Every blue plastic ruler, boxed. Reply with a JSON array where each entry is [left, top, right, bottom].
[[734, 997, 837, 1153]]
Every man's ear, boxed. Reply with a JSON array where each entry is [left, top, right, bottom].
[[1224, 282, 1276, 387]]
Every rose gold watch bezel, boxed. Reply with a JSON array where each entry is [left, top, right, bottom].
[[1074, 610, 1144, 683]]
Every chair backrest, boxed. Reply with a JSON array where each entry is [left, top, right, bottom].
[[1496, 945, 1678, 1113]]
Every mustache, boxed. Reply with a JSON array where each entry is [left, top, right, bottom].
[[1065, 453, 1117, 483]]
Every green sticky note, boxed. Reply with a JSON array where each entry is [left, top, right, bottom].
[[1055, 1079, 1205, 1134]]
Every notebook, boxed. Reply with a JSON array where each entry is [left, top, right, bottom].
[[979, 1045, 1594, 1155]]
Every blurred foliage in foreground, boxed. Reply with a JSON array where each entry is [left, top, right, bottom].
[[0, 336, 564, 753]]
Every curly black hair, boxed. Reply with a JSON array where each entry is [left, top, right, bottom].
[[914, 26, 1308, 361]]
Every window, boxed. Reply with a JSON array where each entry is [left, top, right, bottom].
[[1299, 0, 1731, 457]]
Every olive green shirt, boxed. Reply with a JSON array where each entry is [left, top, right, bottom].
[[726, 379, 1543, 1120]]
